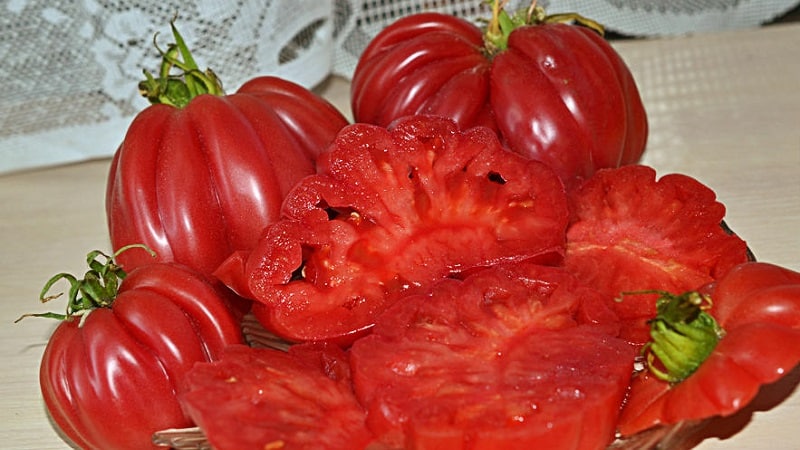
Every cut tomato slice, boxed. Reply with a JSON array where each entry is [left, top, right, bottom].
[[180, 344, 373, 450], [564, 165, 751, 345], [216, 115, 569, 343], [349, 262, 634, 450]]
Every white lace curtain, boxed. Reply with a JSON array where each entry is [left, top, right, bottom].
[[2, 0, 797, 174]]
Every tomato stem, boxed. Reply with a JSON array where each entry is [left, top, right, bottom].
[[15, 244, 156, 323], [638, 290, 724, 383], [483, 0, 605, 55], [542, 12, 605, 36], [138, 21, 225, 108], [484, 0, 524, 53]]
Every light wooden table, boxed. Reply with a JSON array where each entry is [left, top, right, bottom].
[[1, 22, 798, 450]]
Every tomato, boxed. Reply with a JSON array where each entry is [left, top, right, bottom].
[[180, 343, 374, 450], [215, 114, 569, 343], [31, 249, 245, 450], [106, 25, 349, 277], [351, 5, 647, 187], [618, 261, 800, 436], [563, 165, 751, 346], [349, 261, 634, 450]]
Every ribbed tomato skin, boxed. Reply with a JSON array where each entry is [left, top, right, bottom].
[[106, 76, 348, 276], [39, 263, 245, 450], [618, 262, 800, 436], [351, 12, 648, 187]]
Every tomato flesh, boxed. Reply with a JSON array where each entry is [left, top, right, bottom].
[[350, 262, 634, 450], [216, 115, 569, 343], [564, 165, 751, 346], [181, 344, 374, 450]]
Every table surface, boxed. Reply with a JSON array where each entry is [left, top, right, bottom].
[[1, 22, 799, 450]]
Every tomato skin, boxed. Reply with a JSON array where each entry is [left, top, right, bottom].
[[618, 262, 800, 436], [352, 14, 493, 132], [39, 263, 245, 450], [351, 13, 647, 186], [106, 76, 349, 276], [491, 24, 647, 182], [236, 77, 351, 161]]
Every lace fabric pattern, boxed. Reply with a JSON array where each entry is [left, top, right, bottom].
[[1, 0, 335, 174], [1, 0, 797, 174]]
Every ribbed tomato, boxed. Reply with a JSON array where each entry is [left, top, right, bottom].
[[31, 249, 245, 450], [351, 5, 647, 187], [106, 25, 348, 277], [618, 262, 800, 436]]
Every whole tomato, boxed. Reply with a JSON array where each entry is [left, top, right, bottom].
[[106, 24, 349, 277], [618, 261, 800, 436], [351, 3, 648, 187], [26, 247, 245, 450]]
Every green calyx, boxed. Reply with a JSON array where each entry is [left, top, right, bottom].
[[15, 245, 155, 324], [483, 0, 605, 54], [640, 291, 724, 383], [138, 22, 225, 108]]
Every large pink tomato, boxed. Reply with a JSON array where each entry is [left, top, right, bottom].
[[351, 5, 647, 187], [33, 250, 245, 449], [106, 25, 349, 277]]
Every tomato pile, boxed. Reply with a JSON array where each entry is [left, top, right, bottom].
[[23, 3, 800, 450]]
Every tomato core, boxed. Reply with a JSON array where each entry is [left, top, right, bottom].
[[640, 291, 724, 383]]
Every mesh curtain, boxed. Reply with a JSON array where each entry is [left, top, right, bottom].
[[2, 0, 797, 174]]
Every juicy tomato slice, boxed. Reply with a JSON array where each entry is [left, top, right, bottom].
[[564, 165, 751, 345], [180, 344, 374, 450], [349, 262, 635, 450], [216, 115, 569, 343]]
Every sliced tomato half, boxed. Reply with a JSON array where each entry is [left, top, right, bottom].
[[564, 165, 751, 345], [349, 262, 634, 450], [180, 343, 373, 450], [216, 115, 569, 343]]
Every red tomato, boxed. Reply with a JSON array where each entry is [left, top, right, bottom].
[[181, 343, 374, 450], [36, 251, 245, 450], [106, 26, 349, 277], [215, 115, 569, 343], [564, 165, 751, 346], [351, 8, 648, 187], [349, 262, 634, 450], [618, 261, 800, 436]]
